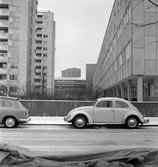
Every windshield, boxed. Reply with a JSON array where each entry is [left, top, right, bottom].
[[91, 99, 98, 106]]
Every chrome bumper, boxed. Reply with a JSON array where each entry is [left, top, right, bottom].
[[19, 117, 31, 123], [143, 118, 149, 124]]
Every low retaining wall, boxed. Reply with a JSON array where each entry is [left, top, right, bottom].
[[20, 100, 158, 117]]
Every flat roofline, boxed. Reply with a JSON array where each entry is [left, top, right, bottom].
[[55, 77, 85, 81]]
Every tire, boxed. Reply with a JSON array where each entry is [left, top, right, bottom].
[[3, 117, 18, 128], [72, 115, 87, 129], [125, 116, 138, 129]]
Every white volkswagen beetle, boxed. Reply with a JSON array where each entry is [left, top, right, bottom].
[[64, 97, 149, 129]]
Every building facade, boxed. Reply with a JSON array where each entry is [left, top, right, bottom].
[[62, 68, 81, 78], [0, 0, 37, 95], [86, 64, 96, 100], [93, 0, 158, 101], [54, 78, 86, 100], [33, 10, 55, 95]]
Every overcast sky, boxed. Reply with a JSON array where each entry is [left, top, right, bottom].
[[38, 0, 115, 78]]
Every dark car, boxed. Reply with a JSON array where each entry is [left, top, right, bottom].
[[0, 96, 30, 128]]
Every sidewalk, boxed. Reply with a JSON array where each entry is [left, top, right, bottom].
[[27, 117, 158, 126]]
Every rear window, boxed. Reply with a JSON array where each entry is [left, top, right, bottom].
[[0, 99, 14, 108], [115, 101, 129, 108]]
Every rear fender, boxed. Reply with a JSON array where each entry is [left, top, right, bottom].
[[123, 113, 142, 124]]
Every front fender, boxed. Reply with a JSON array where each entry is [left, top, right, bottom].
[[70, 110, 93, 124]]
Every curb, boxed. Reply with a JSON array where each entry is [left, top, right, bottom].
[[25, 123, 158, 127]]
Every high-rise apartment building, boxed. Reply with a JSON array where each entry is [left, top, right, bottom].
[[94, 0, 158, 101], [62, 68, 81, 78], [0, 0, 37, 95], [34, 10, 55, 94]]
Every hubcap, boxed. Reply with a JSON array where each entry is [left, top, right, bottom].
[[6, 118, 15, 127], [76, 118, 85, 127], [128, 118, 137, 127]]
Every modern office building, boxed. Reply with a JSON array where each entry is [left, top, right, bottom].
[[34, 10, 55, 94], [62, 68, 81, 78], [86, 64, 96, 100], [93, 0, 158, 101], [0, 0, 37, 95]]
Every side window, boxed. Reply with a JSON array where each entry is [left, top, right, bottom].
[[0, 100, 3, 107], [115, 101, 128, 108], [96, 101, 113, 108], [3, 100, 14, 108]]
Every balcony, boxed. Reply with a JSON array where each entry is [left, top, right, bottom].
[[8, 68, 18, 75], [0, 0, 9, 4], [0, 43, 8, 50], [0, 9, 9, 15], [34, 69, 42, 73], [0, 68, 7, 74], [0, 32, 8, 38], [10, 0, 20, 6], [7, 80, 18, 87], [8, 46, 19, 52], [9, 22, 20, 29], [10, 11, 20, 18], [0, 20, 9, 27], [0, 56, 7, 62], [9, 34, 19, 40]]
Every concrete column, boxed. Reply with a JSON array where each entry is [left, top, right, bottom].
[[116, 85, 120, 97], [121, 83, 125, 98], [113, 87, 116, 97], [127, 80, 132, 101], [137, 75, 143, 101]]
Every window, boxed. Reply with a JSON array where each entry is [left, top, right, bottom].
[[10, 64, 18, 69], [36, 40, 42, 44], [43, 54, 47, 57], [36, 53, 42, 57], [43, 47, 47, 51], [0, 4, 9, 9], [9, 75, 17, 80], [37, 34, 42, 37], [37, 15, 43, 18], [36, 59, 41, 63], [97, 101, 113, 108], [115, 101, 128, 108], [0, 16, 9, 20], [36, 47, 42, 50], [37, 27, 42, 31], [4, 100, 14, 108], [43, 35, 48, 38]]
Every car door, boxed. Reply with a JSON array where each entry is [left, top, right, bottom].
[[114, 100, 129, 123], [93, 100, 114, 123]]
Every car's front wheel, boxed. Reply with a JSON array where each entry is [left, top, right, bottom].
[[3, 117, 18, 128], [125, 116, 138, 129], [72, 115, 87, 128]]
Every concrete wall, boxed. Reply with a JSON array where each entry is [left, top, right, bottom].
[[20, 100, 158, 117], [20, 100, 93, 116]]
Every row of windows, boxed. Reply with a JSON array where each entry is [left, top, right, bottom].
[[96, 100, 128, 108], [36, 34, 48, 38], [37, 15, 49, 19], [36, 47, 47, 50], [36, 40, 48, 44], [36, 53, 47, 57]]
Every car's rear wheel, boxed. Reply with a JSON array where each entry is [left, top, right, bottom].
[[72, 115, 87, 129], [3, 117, 18, 128], [125, 116, 138, 129]]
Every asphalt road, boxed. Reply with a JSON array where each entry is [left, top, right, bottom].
[[0, 125, 158, 155]]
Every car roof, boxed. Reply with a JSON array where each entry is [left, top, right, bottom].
[[97, 97, 129, 102], [0, 96, 18, 100]]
